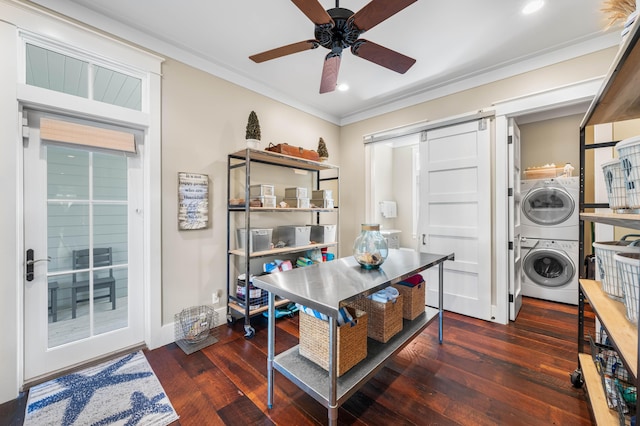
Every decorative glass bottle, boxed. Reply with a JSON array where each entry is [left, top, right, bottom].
[[353, 224, 388, 269]]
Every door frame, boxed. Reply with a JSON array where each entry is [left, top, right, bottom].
[[493, 77, 603, 323], [10, 30, 163, 391]]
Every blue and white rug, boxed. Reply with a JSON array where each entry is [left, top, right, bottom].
[[24, 351, 179, 426]]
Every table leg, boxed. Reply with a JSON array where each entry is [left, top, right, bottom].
[[267, 292, 275, 409], [439, 262, 444, 344], [328, 315, 338, 426]]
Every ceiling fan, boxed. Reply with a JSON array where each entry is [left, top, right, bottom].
[[249, 0, 418, 94]]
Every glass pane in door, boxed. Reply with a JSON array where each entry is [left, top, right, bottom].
[[45, 145, 129, 347]]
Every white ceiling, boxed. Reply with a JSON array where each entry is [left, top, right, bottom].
[[29, 0, 622, 125]]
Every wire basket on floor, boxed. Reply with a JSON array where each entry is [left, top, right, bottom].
[[175, 305, 218, 345]]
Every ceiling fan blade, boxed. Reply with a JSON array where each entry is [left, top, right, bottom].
[[350, 0, 417, 32], [351, 39, 415, 74], [250, 40, 319, 63], [291, 0, 334, 26], [319, 54, 341, 94]]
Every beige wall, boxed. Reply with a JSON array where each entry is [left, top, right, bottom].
[[339, 48, 617, 248], [160, 59, 340, 323], [520, 113, 582, 175]]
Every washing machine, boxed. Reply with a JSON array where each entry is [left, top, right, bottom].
[[520, 237, 578, 305], [521, 176, 579, 240]]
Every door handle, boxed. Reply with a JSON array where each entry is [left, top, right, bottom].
[[422, 234, 426, 245], [25, 248, 50, 282]]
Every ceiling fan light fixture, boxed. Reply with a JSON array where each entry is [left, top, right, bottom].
[[522, 0, 544, 15]]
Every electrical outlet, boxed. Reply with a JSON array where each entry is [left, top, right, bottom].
[[212, 292, 220, 305]]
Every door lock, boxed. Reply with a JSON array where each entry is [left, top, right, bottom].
[[25, 248, 50, 282]]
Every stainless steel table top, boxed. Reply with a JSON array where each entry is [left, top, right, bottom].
[[254, 249, 453, 317]]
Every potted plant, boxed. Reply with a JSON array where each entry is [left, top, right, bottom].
[[317, 137, 329, 161], [245, 111, 261, 149]]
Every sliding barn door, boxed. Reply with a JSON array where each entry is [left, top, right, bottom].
[[419, 120, 492, 321]]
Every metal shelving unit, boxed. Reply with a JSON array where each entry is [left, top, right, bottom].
[[226, 148, 339, 338], [576, 14, 640, 424]]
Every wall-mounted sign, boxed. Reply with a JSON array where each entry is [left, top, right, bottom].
[[178, 172, 209, 230]]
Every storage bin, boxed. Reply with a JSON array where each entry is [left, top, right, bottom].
[[602, 159, 629, 210], [311, 198, 334, 208], [251, 195, 276, 208], [593, 235, 640, 301], [249, 184, 274, 197], [392, 276, 425, 320], [616, 135, 640, 208], [298, 306, 367, 377], [309, 224, 337, 243], [236, 228, 273, 253], [282, 198, 310, 209], [615, 252, 640, 324], [284, 187, 308, 198], [236, 277, 266, 310], [276, 225, 311, 247], [348, 294, 403, 343], [312, 189, 332, 200]]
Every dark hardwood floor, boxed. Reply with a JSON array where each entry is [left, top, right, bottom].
[[0, 297, 595, 425]]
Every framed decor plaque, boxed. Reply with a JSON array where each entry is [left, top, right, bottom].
[[178, 172, 209, 230]]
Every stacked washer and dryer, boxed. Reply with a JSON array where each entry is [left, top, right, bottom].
[[520, 176, 580, 305]]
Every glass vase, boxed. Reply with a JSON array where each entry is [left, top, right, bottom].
[[353, 224, 388, 269]]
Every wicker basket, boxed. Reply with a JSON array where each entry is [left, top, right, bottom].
[[349, 295, 403, 343], [298, 306, 367, 376], [392, 282, 425, 320]]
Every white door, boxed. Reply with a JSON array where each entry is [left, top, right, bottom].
[[419, 120, 492, 321], [508, 119, 523, 320], [23, 109, 144, 381]]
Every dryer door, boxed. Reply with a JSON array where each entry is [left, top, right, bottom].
[[521, 184, 575, 226], [523, 247, 575, 288]]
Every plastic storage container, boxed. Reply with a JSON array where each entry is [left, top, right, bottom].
[[593, 234, 640, 301], [602, 159, 629, 210], [284, 187, 308, 198], [249, 184, 274, 197], [251, 195, 276, 208], [282, 198, 310, 208], [309, 224, 337, 243], [312, 189, 332, 199], [236, 228, 273, 253], [616, 135, 640, 208], [276, 225, 311, 247], [311, 199, 334, 208], [615, 252, 640, 324]]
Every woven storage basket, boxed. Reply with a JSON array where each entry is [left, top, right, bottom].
[[593, 235, 640, 301], [392, 282, 425, 320], [298, 307, 367, 377], [349, 295, 403, 343], [602, 159, 629, 210], [616, 135, 640, 208], [615, 252, 640, 324]]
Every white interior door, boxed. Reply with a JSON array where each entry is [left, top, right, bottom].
[[23, 109, 144, 381], [419, 120, 492, 321], [508, 119, 523, 320]]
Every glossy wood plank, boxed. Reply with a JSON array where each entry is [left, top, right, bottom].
[[0, 297, 596, 425]]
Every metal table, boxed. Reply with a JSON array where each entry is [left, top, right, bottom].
[[254, 249, 454, 425]]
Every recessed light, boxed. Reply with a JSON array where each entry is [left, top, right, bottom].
[[522, 0, 544, 15], [337, 83, 349, 92]]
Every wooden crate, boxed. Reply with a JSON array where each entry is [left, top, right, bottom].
[[348, 295, 403, 343], [298, 307, 367, 376], [393, 281, 426, 320]]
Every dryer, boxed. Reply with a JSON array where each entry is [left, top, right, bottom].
[[521, 237, 578, 305], [521, 176, 579, 240]]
